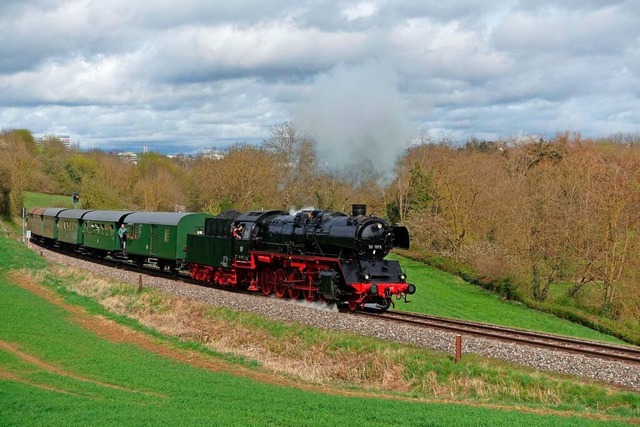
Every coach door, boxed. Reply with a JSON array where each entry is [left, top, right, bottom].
[[150, 223, 160, 257]]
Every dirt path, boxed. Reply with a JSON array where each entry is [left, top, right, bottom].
[[5, 270, 405, 399]]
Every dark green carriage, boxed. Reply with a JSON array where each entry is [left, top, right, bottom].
[[57, 209, 93, 246], [186, 217, 234, 267], [27, 207, 46, 238], [83, 211, 135, 254], [41, 208, 69, 241], [125, 212, 212, 268]]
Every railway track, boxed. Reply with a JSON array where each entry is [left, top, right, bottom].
[[356, 309, 640, 364], [34, 241, 640, 365]]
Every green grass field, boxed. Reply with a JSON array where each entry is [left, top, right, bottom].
[[389, 254, 624, 344], [23, 191, 75, 211], [4, 237, 635, 425]]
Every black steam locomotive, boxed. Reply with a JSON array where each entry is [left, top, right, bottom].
[[188, 204, 415, 310]]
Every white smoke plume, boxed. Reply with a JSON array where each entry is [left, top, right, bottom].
[[295, 61, 414, 184]]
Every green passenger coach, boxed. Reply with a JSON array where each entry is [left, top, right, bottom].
[[57, 209, 93, 246], [41, 208, 68, 241], [124, 212, 212, 270], [27, 207, 46, 238], [83, 210, 135, 256]]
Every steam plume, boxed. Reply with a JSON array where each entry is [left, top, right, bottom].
[[295, 61, 413, 184]]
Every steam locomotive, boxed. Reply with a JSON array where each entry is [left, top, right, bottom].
[[28, 204, 415, 311], [188, 204, 415, 310]]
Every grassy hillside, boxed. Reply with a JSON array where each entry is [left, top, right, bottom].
[[1, 230, 639, 425], [23, 191, 75, 210], [389, 254, 625, 344]]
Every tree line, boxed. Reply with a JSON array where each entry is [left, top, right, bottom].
[[389, 131, 640, 333], [2, 126, 639, 332], [0, 123, 387, 217]]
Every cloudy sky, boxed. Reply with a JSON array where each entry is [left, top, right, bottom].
[[1, 1, 639, 166]]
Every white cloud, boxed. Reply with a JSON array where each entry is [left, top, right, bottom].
[[342, 2, 379, 21]]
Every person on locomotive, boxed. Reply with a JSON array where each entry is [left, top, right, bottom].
[[232, 223, 245, 239]]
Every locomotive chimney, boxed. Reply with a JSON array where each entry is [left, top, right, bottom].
[[352, 204, 366, 216]]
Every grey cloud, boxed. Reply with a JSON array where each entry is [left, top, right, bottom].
[[492, 5, 638, 57], [1, 0, 639, 158]]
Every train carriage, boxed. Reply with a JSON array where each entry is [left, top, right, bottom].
[[57, 209, 93, 246], [83, 210, 135, 255], [27, 207, 47, 238], [41, 208, 69, 242], [125, 212, 212, 270]]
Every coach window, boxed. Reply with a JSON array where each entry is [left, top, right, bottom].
[[131, 225, 140, 239]]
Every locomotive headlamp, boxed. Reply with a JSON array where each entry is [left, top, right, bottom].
[[364, 273, 371, 281], [399, 273, 406, 281], [369, 284, 378, 295]]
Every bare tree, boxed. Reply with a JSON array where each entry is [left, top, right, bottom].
[[0, 130, 40, 216], [264, 122, 318, 209]]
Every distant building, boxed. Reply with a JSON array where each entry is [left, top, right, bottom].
[[36, 134, 72, 149], [115, 152, 139, 165], [57, 135, 71, 148], [197, 149, 224, 160]]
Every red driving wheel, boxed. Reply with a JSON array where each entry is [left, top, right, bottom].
[[274, 268, 287, 298], [287, 270, 302, 300], [260, 267, 274, 296]]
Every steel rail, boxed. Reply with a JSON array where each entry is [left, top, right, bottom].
[[355, 309, 640, 364]]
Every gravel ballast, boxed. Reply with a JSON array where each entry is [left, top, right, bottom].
[[35, 246, 640, 391]]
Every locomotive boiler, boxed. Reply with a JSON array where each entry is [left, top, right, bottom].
[[258, 204, 410, 261]]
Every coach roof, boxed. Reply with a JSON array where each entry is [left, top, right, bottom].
[[83, 210, 136, 223], [42, 208, 68, 218], [29, 207, 47, 216], [124, 212, 198, 226], [58, 209, 93, 220]]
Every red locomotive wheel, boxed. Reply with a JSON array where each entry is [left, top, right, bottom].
[[274, 268, 287, 298], [260, 267, 274, 296], [287, 270, 303, 300]]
